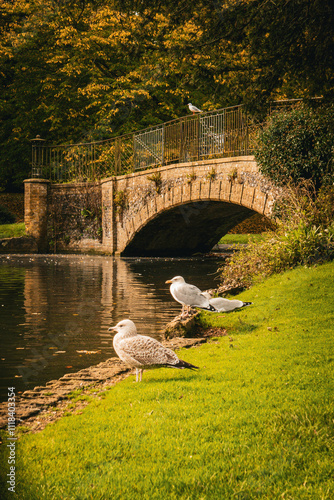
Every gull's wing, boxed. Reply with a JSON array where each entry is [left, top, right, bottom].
[[209, 297, 244, 312], [119, 335, 179, 367], [173, 283, 211, 308]]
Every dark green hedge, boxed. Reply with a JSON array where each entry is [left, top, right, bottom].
[[0, 205, 16, 224], [255, 104, 334, 188]]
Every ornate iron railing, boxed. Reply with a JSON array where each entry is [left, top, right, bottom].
[[30, 100, 301, 182]]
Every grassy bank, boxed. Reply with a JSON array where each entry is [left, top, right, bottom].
[[0, 223, 26, 238], [218, 233, 265, 244], [1, 263, 333, 499]]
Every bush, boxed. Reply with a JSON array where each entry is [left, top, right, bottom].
[[0, 222, 26, 238], [0, 205, 16, 224], [255, 104, 334, 188], [218, 182, 334, 292]]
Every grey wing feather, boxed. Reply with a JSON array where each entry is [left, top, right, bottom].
[[120, 336, 179, 366], [209, 297, 244, 312], [175, 284, 210, 307], [187, 284, 203, 294]]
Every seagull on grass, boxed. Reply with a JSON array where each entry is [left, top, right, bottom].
[[188, 103, 202, 114], [166, 276, 217, 318], [109, 319, 198, 382], [201, 292, 252, 313]]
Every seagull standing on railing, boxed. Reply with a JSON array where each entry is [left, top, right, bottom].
[[188, 103, 202, 114]]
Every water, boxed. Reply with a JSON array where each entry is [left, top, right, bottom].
[[0, 254, 222, 402]]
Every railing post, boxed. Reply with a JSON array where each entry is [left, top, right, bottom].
[[223, 109, 226, 156], [161, 124, 165, 166], [197, 114, 201, 160], [245, 109, 249, 155], [115, 138, 121, 174], [31, 135, 46, 178], [179, 118, 183, 162]]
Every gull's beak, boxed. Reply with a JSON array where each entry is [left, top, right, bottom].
[[108, 326, 116, 332], [165, 279, 173, 284]]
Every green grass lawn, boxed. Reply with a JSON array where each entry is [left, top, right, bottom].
[[218, 233, 266, 244], [0, 223, 26, 238], [1, 262, 333, 499]]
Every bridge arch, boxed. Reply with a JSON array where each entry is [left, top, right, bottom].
[[101, 156, 279, 256], [122, 200, 256, 256]]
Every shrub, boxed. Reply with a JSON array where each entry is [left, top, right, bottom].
[[218, 182, 334, 292], [113, 190, 128, 213], [147, 171, 162, 193], [0, 205, 16, 224], [206, 168, 216, 181], [255, 104, 334, 188], [0, 222, 26, 238]]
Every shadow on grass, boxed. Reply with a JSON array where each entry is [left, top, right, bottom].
[[234, 317, 259, 335], [132, 371, 201, 384]]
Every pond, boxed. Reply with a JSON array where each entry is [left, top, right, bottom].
[[0, 254, 223, 402]]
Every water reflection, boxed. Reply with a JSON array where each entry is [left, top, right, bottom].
[[0, 255, 222, 401]]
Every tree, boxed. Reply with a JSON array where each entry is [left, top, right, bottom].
[[209, 0, 334, 108], [0, 0, 333, 190]]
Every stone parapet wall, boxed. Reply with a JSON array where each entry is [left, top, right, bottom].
[[48, 182, 102, 253], [24, 180, 103, 253]]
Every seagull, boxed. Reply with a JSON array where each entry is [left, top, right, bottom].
[[188, 103, 202, 114], [201, 292, 252, 313], [109, 319, 199, 382], [166, 276, 217, 318]]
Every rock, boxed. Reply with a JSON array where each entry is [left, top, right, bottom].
[[163, 312, 200, 339]]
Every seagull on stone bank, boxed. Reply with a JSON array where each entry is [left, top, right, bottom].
[[109, 319, 198, 382], [188, 103, 202, 114], [201, 292, 252, 313], [166, 276, 217, 318]]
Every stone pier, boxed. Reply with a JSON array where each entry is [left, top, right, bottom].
[[24, 179, 50, 253]]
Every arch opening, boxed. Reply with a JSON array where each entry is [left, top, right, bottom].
[[122, 201, 257, 257]]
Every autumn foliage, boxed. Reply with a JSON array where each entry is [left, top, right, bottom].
[[1, 0, 333, 190]]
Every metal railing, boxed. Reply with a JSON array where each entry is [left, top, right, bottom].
[[30, 101, 299, 182]]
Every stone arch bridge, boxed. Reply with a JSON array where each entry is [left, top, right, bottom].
[[25, 155, 279, 256]]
